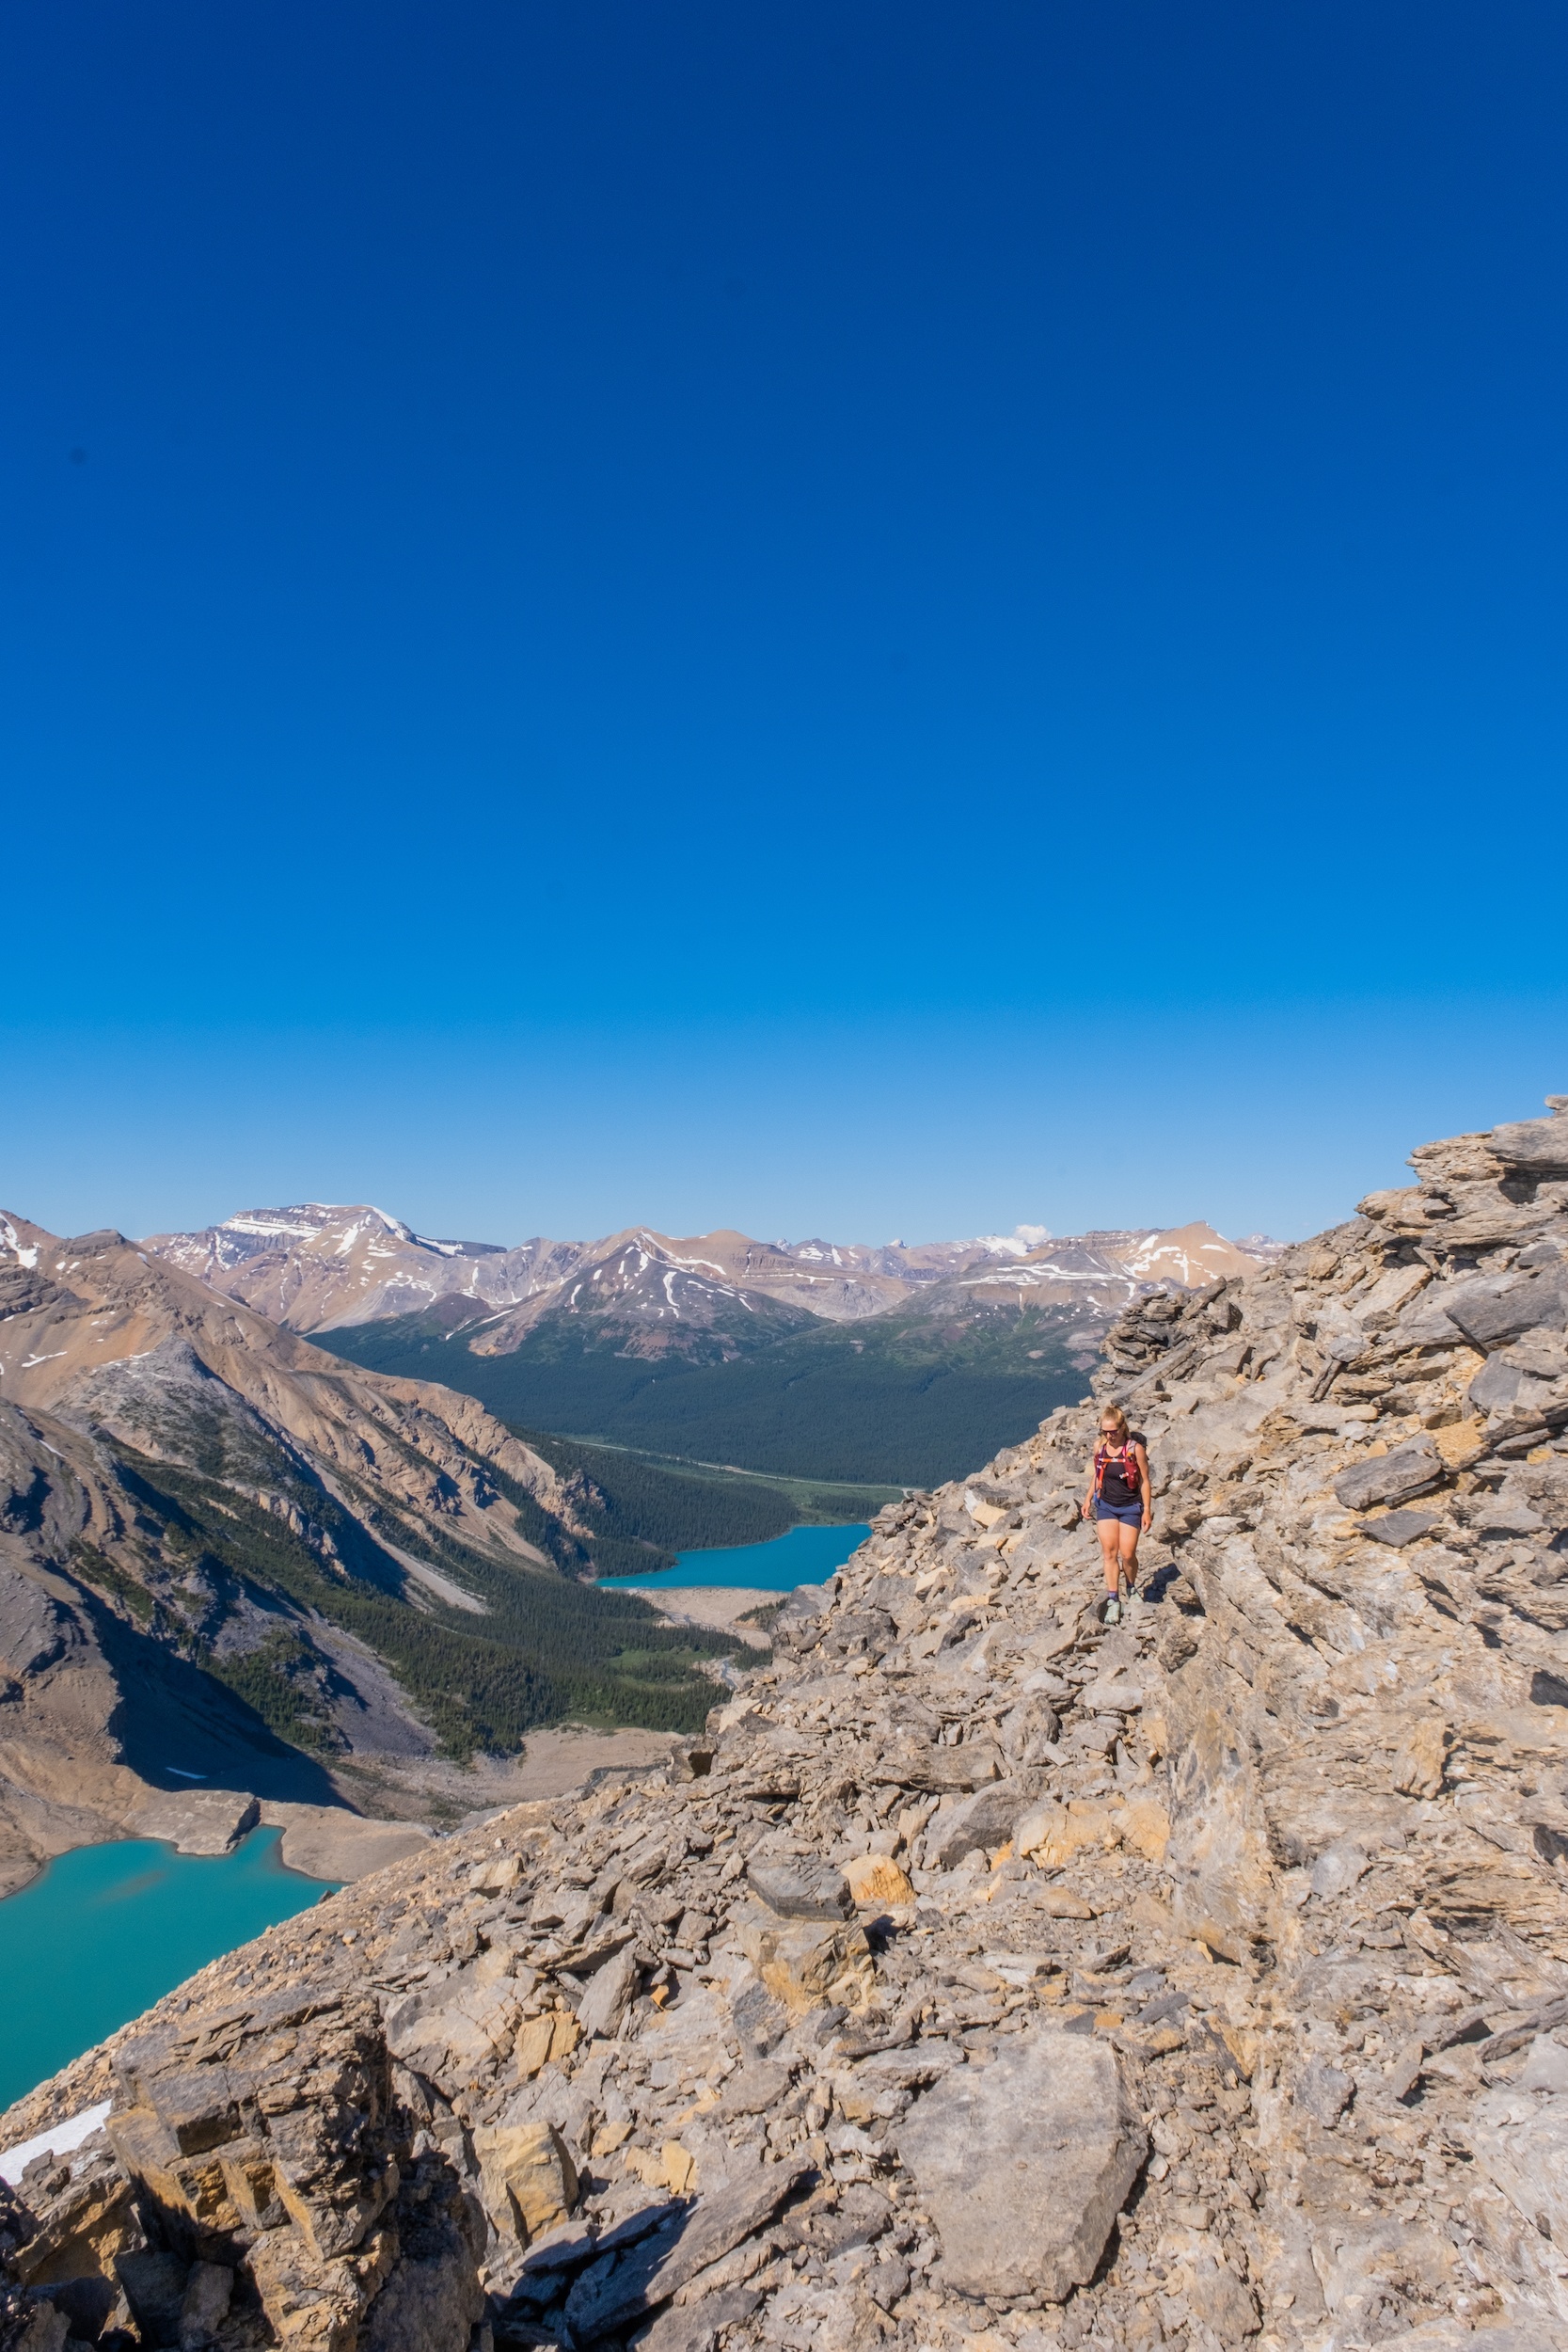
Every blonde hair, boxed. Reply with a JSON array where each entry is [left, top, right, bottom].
[[1098, 1405, 1130, 1440]]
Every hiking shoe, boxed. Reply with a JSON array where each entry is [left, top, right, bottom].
[[1103, 1597, 1121, 1626]]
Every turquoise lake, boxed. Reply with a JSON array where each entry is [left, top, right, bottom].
[[600, 1519, 870, 1593], [0, 1829, 334, 2115]]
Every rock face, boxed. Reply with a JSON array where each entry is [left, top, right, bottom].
[[6, 1100, 1568, 2349]]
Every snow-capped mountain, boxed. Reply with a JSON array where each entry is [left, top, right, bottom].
[[146, 1206, 1276, 1346], [147, 1203, 593, 1332]]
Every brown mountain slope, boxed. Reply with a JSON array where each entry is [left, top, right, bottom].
[[0, 1222, 732, 1895], [0, 1216, 570, 1561]]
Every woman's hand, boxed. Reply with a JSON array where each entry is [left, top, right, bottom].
[[1142, 1512, 1152, 1533], [1082, 1497, 1092, 1521]]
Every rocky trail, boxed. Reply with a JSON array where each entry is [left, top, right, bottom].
[[6, 1101, 1568, 2352]]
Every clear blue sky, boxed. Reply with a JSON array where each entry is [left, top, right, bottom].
[[3, 2, 1564, 1247]]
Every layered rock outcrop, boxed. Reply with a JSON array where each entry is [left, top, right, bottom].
[[6, 1101, 1568, 2352]]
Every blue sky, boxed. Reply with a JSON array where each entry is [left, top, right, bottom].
[[3, 2, 1564, 1247]]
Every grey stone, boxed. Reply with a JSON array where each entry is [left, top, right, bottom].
[[895, 2028, 1145, 2302], [1077, 1671, 1145, 1714], [630, 2286, 763, 2352], [114, 2252, 190, 2348], [1308, 1840, 1369, 1900], [865, 2255, 910, 2310], [927, 1778, 1037, 1870], [1361, 1509, 1439, 1548], [576, 1944, 640, 2040], [1462, 1489, 1547, 1537], [178, 2263, 233, 2349], [1488, 1111, 1568, 1173], [745, 1860, 851, 1920], [1294, 2059, 1354, 2125], [718, 2060, 790, 2117], [1332, 1439, 1442, 1512], [563, 2158, 812, 2340], [1186, 2262, 1260, 2339], [1450, 1269, 1568, 1351], [729, 1978, 790, 2054], [1470, 1357, 1524, 1412], [773, 2182, 893, 2255]]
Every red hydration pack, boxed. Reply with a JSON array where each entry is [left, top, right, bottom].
[[1094, 1440, 1139, 1498]]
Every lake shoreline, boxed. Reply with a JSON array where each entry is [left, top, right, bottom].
[[596, 1518, 869, 1594]]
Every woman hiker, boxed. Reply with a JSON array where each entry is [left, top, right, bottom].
[[1081, 1403, 1150, 1625]]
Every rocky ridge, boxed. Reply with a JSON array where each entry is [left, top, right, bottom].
[[6, 1102, 1568, 2352]]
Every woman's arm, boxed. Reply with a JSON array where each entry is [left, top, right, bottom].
[[1135, 1441, 1152, 1530], [1082, 1454, 1097, 1519]]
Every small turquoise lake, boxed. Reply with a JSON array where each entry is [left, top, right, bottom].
[[0, 1829, 334, 2115], [600, 1519, 869, 1593]]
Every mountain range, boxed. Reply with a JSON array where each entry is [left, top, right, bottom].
[[149, 1202, 1272, 1335], [147, 1207, 1278, 1486]]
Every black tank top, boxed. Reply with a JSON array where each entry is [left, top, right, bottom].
[[1099, 1444, 1142, 1509]]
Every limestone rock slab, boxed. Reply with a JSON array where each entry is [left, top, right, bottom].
[[1333, 1439, 1442, 1512], [896, 2029, 1146, 2302]]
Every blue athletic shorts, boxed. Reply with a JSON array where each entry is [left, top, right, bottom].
[[1095, 1502, 1144, 1526]]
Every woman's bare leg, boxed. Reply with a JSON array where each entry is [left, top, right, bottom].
[[1097, 1518, 1121, 1595], [1117, 1522, 1141, 1593]]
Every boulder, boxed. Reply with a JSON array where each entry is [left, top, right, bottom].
[[897, 2030, 1145, 2301], [1450, 1269, 1568, 1350], [1488, 1111, 1568, 1173], [562, 2159, 813, 2342], [576, 1946, 640, 2041], [745, 1860, 852, 1920], [927, 1779, 1035, 1870], [842, 1852, 915, 1908], [1391, 1717, 1449, 1799], [177, 2260, 232, 2348], [734, 1907, 875, 2015], [872, 1740, 1003, 1792], [115, 2250, 190, 2347], [1294, 2058, 1354, 2125], [471, 2121, 578, 2244], [1332, 1439, 1442, 1512]]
